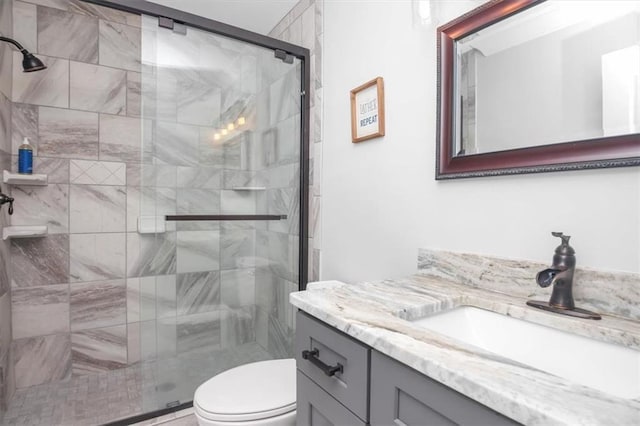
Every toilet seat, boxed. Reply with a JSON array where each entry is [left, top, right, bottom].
[[194, 358, 296, 423]]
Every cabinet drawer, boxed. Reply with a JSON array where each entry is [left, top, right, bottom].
[[370, 351, 520, 426], [297, 371, 366, 426], [295, 311, 369, 421]]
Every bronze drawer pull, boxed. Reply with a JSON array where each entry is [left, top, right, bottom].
[[302, 349, 344, 377]]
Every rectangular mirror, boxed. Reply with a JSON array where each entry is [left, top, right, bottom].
[[436, 0, 640, 179]]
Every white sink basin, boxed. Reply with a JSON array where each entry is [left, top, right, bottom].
[[412, 306, 640, 399]]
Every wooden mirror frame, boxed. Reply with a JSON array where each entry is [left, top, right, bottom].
[[436, 0, 640, 180]]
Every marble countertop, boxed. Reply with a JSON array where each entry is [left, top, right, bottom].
[[290, 275, 640, 426]]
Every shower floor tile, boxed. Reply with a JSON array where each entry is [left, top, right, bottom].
[[2, 342, 272, 426]]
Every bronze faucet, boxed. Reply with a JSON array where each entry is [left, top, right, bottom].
[[527, 232, 601, 320]]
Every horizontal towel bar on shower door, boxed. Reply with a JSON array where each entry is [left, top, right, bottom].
[[165, 214, 288, 221]]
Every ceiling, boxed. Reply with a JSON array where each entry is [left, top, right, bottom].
[[146, 0, 299, 35]]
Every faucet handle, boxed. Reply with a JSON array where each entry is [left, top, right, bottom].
[[552, 231, 571, 245]]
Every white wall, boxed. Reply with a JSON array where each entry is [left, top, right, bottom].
[[321, 0, 640, 283]]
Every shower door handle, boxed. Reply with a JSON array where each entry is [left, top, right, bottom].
[[165, 214, 287, 221]]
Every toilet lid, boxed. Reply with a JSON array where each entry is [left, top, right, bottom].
[[194, 358, 296, 422]]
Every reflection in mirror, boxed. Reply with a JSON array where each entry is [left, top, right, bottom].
[[436, 0, 640, 179], [455, 0, 640, 156]]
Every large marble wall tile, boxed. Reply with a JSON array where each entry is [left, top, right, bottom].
[[274, 114, 301, 166], [221, 228, 256, 270], [13, 53, 69, 108], [139, 318, 177, 360], [222, 131, 250, 170], [267, 314, 292, 358], [155, 275, 177, 319], [13, 334, 71, 387], [70, 62, 126, 114], [11, 234, 69, 288], [267, 164, 299, 189], [70, 233, 126, 282], [269, 69, 301, 126], [0, 92, 10, 155], [17, 0, 67, 10], [127, 232, 176, 277], [70, 159, 126, 185], [177, 230, 220, 273], [126, 278, 140, 323], [128, 275, 176, 322], [99, 114, 143, 162], [175, 69, 222, 127], [126, 321, 140, 364], [275, 278, 297, 330], [66, 1, 141, 27], [267, 188, 300, 235], [71, 325, 127, 375], [0, 43, 12, 105], [221, 269, 255, 308], [139, 164, 177, 188], [9, 184, 69, 233], [176, 311, 221, 355], [154, 121, 199, 166], [176, 188, 220, 231], [11, 103, 38, 156], [12, 284, 69, 339], [198, 128, 224, 166], [70, 279, 126, 331], [11, 156, 70, 183], [176, 271, 220, 315], [126, 186, 176, 232], [221, 306, 256, 348], [140, 70, 177, 122], [99, 20, 140, 72], [127, 71, 141, 117], [177, 166, 222, 189], [38, 107, 98, 159], [70, 185, 126, 232], [38, 6, 98, 63], [220, 190, 258, 215], [0, 292, 12, 359], [223, 170, 265, 189]]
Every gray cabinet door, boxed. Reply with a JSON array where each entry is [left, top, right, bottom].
[[370, 351, 520, 426], [296, 311, 369, 421], [297, 371, 366, 426]]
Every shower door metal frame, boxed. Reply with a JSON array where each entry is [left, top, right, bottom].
[[81, 0, 311, 291]]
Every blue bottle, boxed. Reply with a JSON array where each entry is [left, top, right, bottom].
[[18, 137, 33, 174]]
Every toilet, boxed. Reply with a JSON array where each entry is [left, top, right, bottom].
[[193, 358, 297, 426]]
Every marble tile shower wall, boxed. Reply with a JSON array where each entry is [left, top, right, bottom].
[[0, 0, 15, 412], [3, 0, 290, 391]]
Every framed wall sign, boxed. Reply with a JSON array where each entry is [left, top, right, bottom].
[[350, 77, 385, 143]]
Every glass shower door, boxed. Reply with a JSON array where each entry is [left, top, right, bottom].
[[131, 14, 303, 411]]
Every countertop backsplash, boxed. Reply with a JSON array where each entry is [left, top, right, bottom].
[[417, 249, 640, 321]]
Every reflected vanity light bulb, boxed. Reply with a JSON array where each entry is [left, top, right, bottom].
[[237, 117, 246, 126], [213, 133, 221, 141], [227, 123, 235, 131], [221, 129, 228, 136]]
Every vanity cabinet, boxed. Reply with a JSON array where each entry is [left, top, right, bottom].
[[296, 310, 519, 426], [370, 351, 518, 426]]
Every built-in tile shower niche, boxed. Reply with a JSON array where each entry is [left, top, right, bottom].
[[0, 0, 306, 423]]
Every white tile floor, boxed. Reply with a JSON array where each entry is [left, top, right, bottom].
[[1, 343, 271, 426]]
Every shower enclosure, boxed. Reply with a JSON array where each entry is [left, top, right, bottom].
[[0, 0, 309, 423], [126, 5, 309, 412]]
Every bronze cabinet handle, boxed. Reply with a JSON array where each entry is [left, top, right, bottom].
[[302, 348, 343, 377]]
